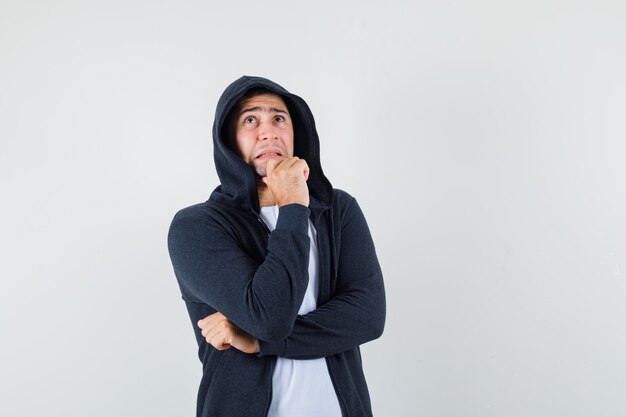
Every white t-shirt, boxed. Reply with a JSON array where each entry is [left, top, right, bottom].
[[259, 205, 342, 417]]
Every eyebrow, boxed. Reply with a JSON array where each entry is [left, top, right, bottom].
[[238, 106, 289, 116]]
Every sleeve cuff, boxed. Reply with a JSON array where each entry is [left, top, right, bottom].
[[274, 204, 310, 235], [257, 338, 287, 357]]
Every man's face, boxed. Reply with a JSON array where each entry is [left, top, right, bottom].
[[232, 93, 294, 178]]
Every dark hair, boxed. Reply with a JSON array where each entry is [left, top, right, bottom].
[[238, 87, 274, 103]]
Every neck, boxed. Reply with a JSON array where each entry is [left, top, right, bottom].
[[257, 179, 277, 207]]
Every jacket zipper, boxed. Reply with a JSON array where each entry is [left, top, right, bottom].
[[326, 360, 350, 417], [257, 215, 271, 236], [258, 206, 346, 416], [252, 208, 273, 417], [315, 209, 349, 417], [262, 358, 276, 417]]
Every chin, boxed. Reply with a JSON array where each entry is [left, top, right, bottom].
[[254, 163, 267, 178], [252, 157, 285, 178]]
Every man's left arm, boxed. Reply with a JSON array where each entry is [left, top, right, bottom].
[[257, 195, 386, 359]]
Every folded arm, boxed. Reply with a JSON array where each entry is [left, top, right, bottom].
[[168, 203, 311, 343], [257, 196, 386, 359]]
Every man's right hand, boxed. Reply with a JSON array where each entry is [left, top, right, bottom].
[[198, 312, 260, 354], [261, 157, 310, 207]]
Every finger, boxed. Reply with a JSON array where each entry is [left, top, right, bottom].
[[202, 320, 218, 337], [269, 157, 299, 175], [207, 334, 229, 350], [205, 318, 231, 343], [197, 311, 221, 328], [265, 158, 281, 177], [201, 319, 219, 337], [206, 311, 227, 326], [203, 322, 222, 338], [284, 157, 307, 173], [214, 342, 231, 351], [278, 156, 301, 171], [206, 326, 223, 346], [286, 159, 309, 182], [208, 328, 234, 350], [200, 313, 226, 335], [293, 159, 309, 179]]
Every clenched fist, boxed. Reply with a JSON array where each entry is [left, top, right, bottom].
[[261, 156, 310, 207], [197, 312, 260, 354]]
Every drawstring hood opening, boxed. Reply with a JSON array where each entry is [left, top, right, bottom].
[[209, 75, 333, 214]]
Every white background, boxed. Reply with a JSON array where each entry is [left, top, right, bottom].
[[1, 1, 625, 416]]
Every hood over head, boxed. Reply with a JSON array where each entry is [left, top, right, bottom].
[[209, 75, 333, 212]]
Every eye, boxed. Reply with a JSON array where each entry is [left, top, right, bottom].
[[243, 116, 256, 124], [274, 115, 285, 123]]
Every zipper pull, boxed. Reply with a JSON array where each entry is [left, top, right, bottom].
[[257, 216, 271, 235]]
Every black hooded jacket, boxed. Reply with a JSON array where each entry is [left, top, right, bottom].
[[167, 76, 386, 417]]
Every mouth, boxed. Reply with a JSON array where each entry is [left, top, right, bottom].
[[255, 151, 284, 161]]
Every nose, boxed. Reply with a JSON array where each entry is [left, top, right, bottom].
[[258, 121, 279, 141]]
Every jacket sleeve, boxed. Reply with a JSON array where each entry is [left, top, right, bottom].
[[167, 203, 311, 343], [257, 196, 386, 359]]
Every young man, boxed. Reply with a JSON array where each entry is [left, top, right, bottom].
[[168, 76, 385, 417]]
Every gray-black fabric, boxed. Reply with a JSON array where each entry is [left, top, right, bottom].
[[167, 75, 385, 417]]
